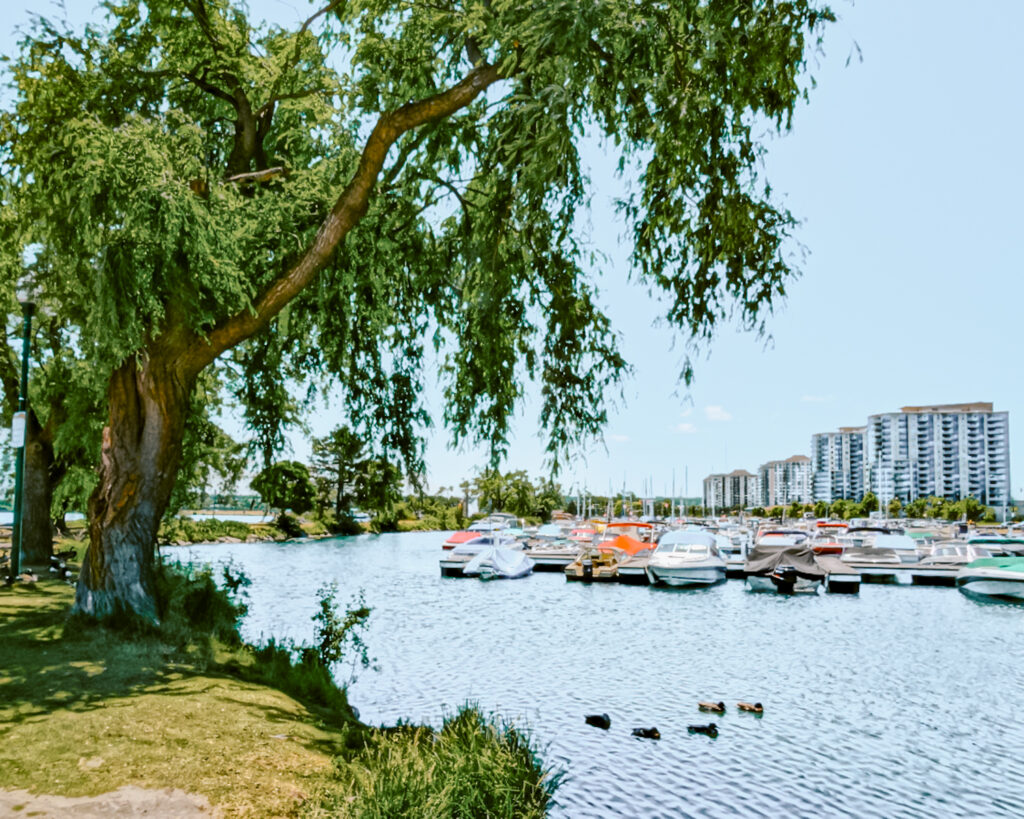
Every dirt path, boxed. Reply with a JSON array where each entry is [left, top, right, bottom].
[[0, 786, 212, 817]]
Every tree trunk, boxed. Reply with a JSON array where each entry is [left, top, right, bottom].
[[74, 354, 192, 624], [20, 410, 56, 569]]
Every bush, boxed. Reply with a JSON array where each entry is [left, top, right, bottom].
[[312, 705, 561, 818], [276, 512, 306, 539], [158, 517, 253, 544]]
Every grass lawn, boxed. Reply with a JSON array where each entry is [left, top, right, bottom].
[[0, 580, 347, 816]]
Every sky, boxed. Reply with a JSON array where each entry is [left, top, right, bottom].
[[4, 1, 1024, 499]]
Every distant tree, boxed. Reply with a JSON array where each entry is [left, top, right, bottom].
[[356, 459, 403, 529], [813, 500, 829, 518], [861, 492, 879, 514], [750, 507, 767, 518], [887, 496, 903, 518], [788, 501, 804, 519], [904, 497, 927, 518], [533, 479, 564, 521], [251, 461, 315, 515], [505, 470, 536, 517], [310, 426, 366, 520], [829, 499, 850, 520], [474, 469, 507, 514]]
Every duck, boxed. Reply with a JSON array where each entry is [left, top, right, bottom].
[[737, 702, 764, 713], [687, 723, 718, 737], [584, 713, 611, 730], [631, 727, 660, 740], [698, 701, 726, 713]]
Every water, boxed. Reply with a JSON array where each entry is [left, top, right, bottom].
[[171, 532, 1024, 818]]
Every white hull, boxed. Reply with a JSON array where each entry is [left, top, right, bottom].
[[646, 566, 725, 587], [957, 573, 1024, 600]]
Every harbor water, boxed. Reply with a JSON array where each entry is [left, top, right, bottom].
[[172, 531, 1024, 818]]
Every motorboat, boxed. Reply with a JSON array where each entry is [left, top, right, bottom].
[[967, 535, 1024, 556], [956, 557, 1024, 601], [463, 546, 535, 580], [646, 530, 726, 588], [920, 542, 992, 567], [870, 533, 920, 563], [442, 530, 481, 550], [440, 534, 522, 577], [565, 534, 652, 583], [524, 538, 581, 572], [744, 545, 824, 594]]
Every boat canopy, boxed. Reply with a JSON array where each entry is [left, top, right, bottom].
[[598, 534, 652, 557], [535, 524, 564, 539], [745, 546, 824, 579], [872, 534, 917, 552]]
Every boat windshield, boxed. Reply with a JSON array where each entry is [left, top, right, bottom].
[[656, 543, 711, 556]]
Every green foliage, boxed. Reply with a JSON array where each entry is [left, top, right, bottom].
[[158, 517, 254, 544], [305, 584, 375, 686], [750, 506, 767, 518], [1, 0, 835, 496], [472, 468, 563, 519], [813, 500, 829, 518], [887, 496, 903, 517], [316, 705, 559, 819], [311, 426, 366, 519], [861, 492, 880, 514], [356, 459, 403, 522], [252, 460, 316, 514], [275, 512, 306, 539]]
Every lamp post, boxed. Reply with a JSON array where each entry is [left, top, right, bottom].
[[9, 277, 35, 581]]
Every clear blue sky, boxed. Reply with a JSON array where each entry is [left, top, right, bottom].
[[5, 1, 1024, 499]]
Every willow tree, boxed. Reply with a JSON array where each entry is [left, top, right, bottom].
[[1, 0, 833, 621]]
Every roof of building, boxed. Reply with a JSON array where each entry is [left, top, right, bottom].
[[838, 426, 866, 433], [727, 469, 756, 477], [899, 402, 993, 414]]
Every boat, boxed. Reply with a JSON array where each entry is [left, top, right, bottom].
[[956, 557, 1024, 601], [524, 538, 581, 572], [646, 530, 726, 587], [463, 546, 535, 580], [744, 545, 824, 594], [870, 533, 920, 563], [565, 534, 652, 583], [442, 530, 482, 550], [920, 542, 992, 567], [440, 534, 522, 577]]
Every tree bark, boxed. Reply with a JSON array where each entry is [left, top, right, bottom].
[[74, 353, 192, 624], [20, 410, 56, 569]]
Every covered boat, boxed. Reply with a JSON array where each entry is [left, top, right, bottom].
[[463, 547, 535, 580], [744, 545, 824, 594], [440, 535, 521, 577], [646, 530, 726, 587], [956, 557, 1024, 601]]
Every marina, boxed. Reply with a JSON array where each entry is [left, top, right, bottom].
[[172, 531, 1024, 818]]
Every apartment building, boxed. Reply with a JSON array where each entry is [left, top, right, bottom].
[[811, 426, 866, 502], [866, 403, 1010, 506], [758, 455, 812, 507], [703, 469, 760, 511]]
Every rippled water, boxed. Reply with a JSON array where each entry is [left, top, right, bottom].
[[172, 532, 1024, 817]]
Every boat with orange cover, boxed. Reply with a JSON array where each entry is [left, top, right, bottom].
[[565, 533, 654, 582]]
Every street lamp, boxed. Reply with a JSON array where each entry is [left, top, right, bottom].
[[8, 275, 36, 582]]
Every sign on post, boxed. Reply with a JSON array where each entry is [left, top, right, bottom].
[[11, 411, 26, 448]]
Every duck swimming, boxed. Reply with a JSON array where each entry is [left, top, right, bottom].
[[687, 723, 718, 737], [631, 727, 661, 740], [584, 713, 611, 730], [698, 701, 726, 713], [737, 702, 764, 713]]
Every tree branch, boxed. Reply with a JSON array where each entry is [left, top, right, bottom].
[[188, 62, 504, 376]]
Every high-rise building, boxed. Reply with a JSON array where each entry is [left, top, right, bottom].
[[866, 403, 1010, 506], [702, 469, 760, 511], [811, 426, 866, 502], [758, 455, 812, 507]]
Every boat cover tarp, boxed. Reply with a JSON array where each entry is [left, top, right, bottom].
[[464, 547, 534, 578], [599, 534, 652, 557], [745, 545, 824, 579]]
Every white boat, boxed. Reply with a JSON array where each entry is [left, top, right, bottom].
[[871, 533, 920, 563], [646, 530, 726, 587], [956, 557, 1024, 601], [463, 546, 535, 580]]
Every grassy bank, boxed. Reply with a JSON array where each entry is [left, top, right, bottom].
[[0, 565, 559, 817]]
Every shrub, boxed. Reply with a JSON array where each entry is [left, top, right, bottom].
[[312, 705, 561, 818]]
